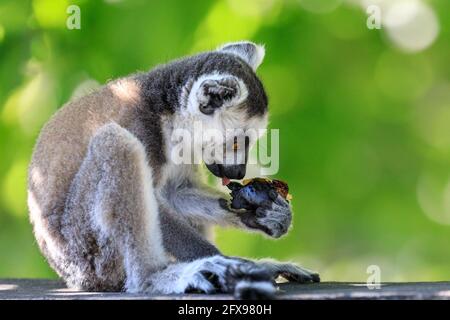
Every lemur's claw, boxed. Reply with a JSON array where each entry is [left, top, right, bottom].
[[254, 260, 320, 286], [280, 267, 320, 283]]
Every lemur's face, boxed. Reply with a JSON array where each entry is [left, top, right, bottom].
[[179, 42, 268, 183]]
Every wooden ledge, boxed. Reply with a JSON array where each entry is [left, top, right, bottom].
[[0, 279, 449, 300]]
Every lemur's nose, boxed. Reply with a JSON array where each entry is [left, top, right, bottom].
[[223, 164, 246, 180], [205, 163, 246, 180]]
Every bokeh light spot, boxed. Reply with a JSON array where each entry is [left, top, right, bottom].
[[1, 62, 57, 136], [384, 0, 439, 53]]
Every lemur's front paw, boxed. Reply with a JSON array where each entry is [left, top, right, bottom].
[[240, 190, 292, 238]]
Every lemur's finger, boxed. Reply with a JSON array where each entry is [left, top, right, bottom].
[[261, 200, 273, 209], [281, 269, 320, 283], [241, 210, 269, 232], [219, 198, 245, 214], [255, 207, 265, 218], [274, 194, 290, 208], [268, 190, 278, 201], [185, 272, 217, 294], [267, 190, 290, 208], [200, 270, 224, 292], [256, 210, 291, 238]]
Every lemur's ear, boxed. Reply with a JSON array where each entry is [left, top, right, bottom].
[[218, 41, 265, 71]]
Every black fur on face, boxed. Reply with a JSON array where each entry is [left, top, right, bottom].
[[136, 51, 268, 118], [196, 76, 241, 115]]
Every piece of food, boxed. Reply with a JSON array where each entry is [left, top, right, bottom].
[[227, 177, 292, 210]]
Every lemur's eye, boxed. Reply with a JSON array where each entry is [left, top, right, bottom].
[[233, 137, 238, 152]]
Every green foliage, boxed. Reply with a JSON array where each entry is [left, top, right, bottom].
[[0, 0, 449, 281]]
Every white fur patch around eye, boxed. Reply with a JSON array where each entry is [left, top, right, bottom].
[[181, 73, 248, 118]]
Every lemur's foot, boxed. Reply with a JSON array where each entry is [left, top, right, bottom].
[[235, 189, 292, 238], [147, 255, 276, 299], [257, 260, 320, 283]]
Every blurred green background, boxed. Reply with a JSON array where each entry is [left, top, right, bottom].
[[0, 0, 449, 282]]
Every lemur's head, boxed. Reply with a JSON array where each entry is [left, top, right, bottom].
[[177, 41, 268, 184]]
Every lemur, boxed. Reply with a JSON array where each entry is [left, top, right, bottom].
[[27, 41, 319, 298]]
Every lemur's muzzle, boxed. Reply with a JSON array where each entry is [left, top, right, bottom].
[[206, 136, 249, 185], [206, 163, 246, 185]]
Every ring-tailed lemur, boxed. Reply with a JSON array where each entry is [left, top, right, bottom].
[[28, 41, 319, 298]]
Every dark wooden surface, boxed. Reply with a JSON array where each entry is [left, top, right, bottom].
[[0, 279, 449, 300]]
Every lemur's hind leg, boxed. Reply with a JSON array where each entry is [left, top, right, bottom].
[[62, 122, 168, 292], [62, 123, 277, 298]]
